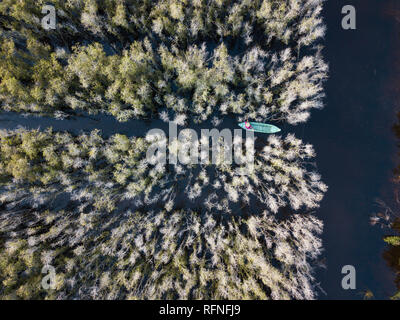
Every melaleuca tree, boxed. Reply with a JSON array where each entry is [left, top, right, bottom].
[[0, 0, 329, 301], [0, 36, 68, 114], [0, 0, 327, 123], [0, 128, 326, 215], [0, 207, 323, 300], [0, 128, 160, 212], [145, 129, 327, 214], [0, 0, 326, 47], [0, 125, 327, 299]]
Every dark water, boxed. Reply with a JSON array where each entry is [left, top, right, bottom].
[[1, 0, 399, 299], [290, 0, 399, 299]]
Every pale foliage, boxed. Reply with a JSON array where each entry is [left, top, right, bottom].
[[0, 207, 323, 300]]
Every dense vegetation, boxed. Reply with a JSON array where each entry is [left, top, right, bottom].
[[0, 0, 328, 299], [0, 0, 327, 123], [0, 128, 326, 216], [0, 127, 326, 299], [1, 206, 323, 299]]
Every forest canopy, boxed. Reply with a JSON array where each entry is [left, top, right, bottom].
[[0, 0, 328, 300], [0, 0, 327, 123]]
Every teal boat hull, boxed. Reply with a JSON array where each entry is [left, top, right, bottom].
[[238, 122, 281, 134]]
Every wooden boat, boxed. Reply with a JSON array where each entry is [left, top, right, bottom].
[[238, 122, 281, 133]]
